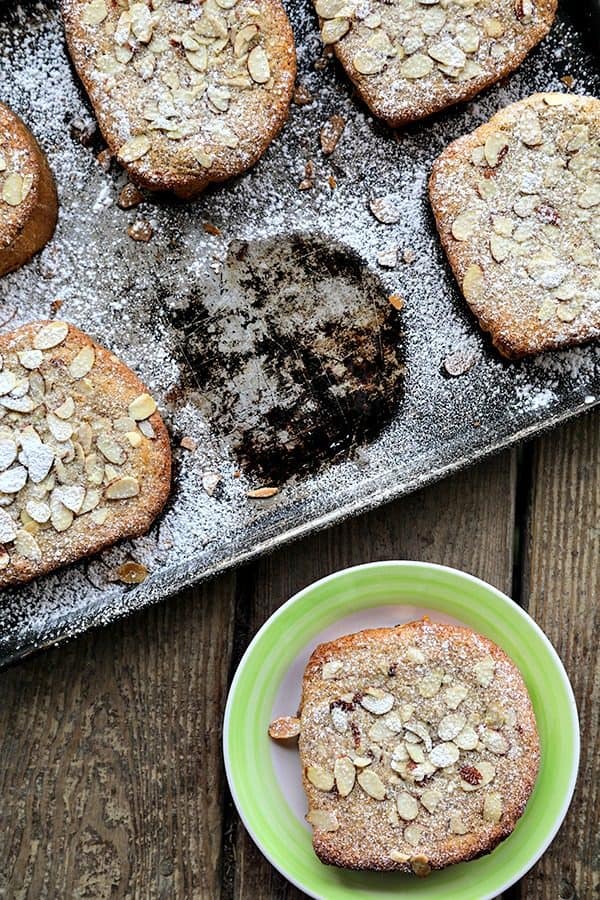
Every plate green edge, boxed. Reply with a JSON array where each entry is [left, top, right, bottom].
[[224, 562, 579, 900]]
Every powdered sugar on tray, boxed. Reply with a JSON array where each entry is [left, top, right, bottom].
[[0, 0, 598, 662]]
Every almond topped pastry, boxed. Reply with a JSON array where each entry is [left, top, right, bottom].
[[0, 103, 58, 278], [313, 0, 557, 128], [270, 619, 539, 874], [429, 92, 600, 357], [61, 0, 296, 197], [0, 321, 171, 587]]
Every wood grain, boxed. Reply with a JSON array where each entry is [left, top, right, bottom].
[[0, 574, 236, 899], [225, 449, 517, 900], [519, 410, 600, 900]]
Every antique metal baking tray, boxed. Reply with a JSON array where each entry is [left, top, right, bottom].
[[0, 0, 598, 667]]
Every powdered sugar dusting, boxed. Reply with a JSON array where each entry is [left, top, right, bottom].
[[0, 0, 598, 663]]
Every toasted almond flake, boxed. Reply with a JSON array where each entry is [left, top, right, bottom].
[[0, 371, 17, 396], [105, 476, 140, 500], [247, 45, 270, 83], [428, 40, 465, 69], [396, 792, 418, 820], [454, 725, 478, 750], [69, 345, 95, 379], [26, 443, 54, 483], [399, 53, 433, 79], [0, 466, 27, 494], [429, 741, 459, 768], [307, 765, 334, 791], [0, 439, 17, 472], [0, 508, 17, 542], [186, 47, 208, 72], [518, 107, 543, 146], [54, 485, 85, 514], [490, 234, 513, 263], [481, 729, 509, 754], [420, 789, 442, 813], [353, 49, 385, 75], [418, 670, 442, 698], [484, 17, 504, 37], [390, 849, 410, 864], [128, 393, 157, 421], [360, 687, 395, 715], [33, 321, 69, 351], [25, 500, 50, 524], [2, 174, 27, 207], [91, 507, 109, 525], [14, 528, 41, 561], [246, 486, 278, 498], [438, 713, 466, 741], [450, 815, 470, 835], [460, 760, 496, 791], [306, 810, 338, 832], [322, 660, 343, 679], [357, 769, 386, 800], [50, 497, 73, 532], [474, 656, 496, 686], [321, 17, 350, 44], [82, 0, 107, 24], [462, 264, 484, 300], [17, 350, 44, 370], [330, 704, 348, 733], [404, 720, 432, 752], [334, 756, 356, 797], [54, 397, 75, 420], [125, 430, 142, 448], [451, 207, 480, 241], [268, 716, 301, 740], [483, 792, 503, 823], [577, 184, 600, 209], [119, 135, 152, 163], [96, 435, 126, 465], [404, 824, 424, 846], [484, 132, 510, 167], [46, 413, 73, 443], [115, 561, 149, 584]]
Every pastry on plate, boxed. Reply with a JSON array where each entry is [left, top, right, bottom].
[[270, 618, 540, 875], [0, 320, 171, 587], [61, 0, 296, 197], [313, 0, 557, 127], [429, 92, 600, 358], [0, 103, 58, 278]]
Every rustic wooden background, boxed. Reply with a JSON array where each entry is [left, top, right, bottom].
[[0, 409, 598, 899]]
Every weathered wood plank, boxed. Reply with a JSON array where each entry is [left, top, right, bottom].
[[519, 411, 600, 900], [0, 574, 237, 900], [227, 449, 517, 900]]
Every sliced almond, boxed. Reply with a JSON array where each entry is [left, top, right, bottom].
[[330, 704, 348, 733], [429, 741, 459, 768], [128, 393, 157, 421], [105, 476, 140, 500], [451, 208, 480, 241], [321, 17, 350, 44], [396, 792, 418, 821], [97, 435, 125, 465], [474, 656, 496, 686], [357, 769, 386, 800], [443, 683, 468, 709], [17, 350, 43, 370], [404, 824, 424, 846], [268, 716, 301, 740], [420, 789, 442, 814], [33, 321, 69, 351], [438, 713, 466, 741], [306, 766, 334, 791], [82, 0, 107, 25], [399, 53, 433, 79], [483, 792, 503, 823], [454, 725, 478, 751], [54, 397, 75, 420], [460, 760, 495, 792], [322, 660, 343, 679], [334, 756, 356, 797], [352, 50, 385, 75], [306, 809, 338, 832], [450, 815, 470, 835], [14, 528, 42, 561], [484, 132, 510, 167], [0, 466, 27, 494], [390, 849, 410, 864], [418, 670, 442, 698], [118, 135, 152, 163], [481, 729, 509, 755], [0, 508, 17, 542], [360, 688, 395, 715], [69, 346, 95, 379]]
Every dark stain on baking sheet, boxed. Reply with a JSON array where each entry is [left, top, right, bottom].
[[169, 234, 405, 481]]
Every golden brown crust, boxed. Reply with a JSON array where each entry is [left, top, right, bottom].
[[0, 103, 58, 277], [0, 321, 171, 588], [429, 92, 600, 358], [298, 619, 540, 873], [61, 0, 296, 198], [314, 0, 557, 128]]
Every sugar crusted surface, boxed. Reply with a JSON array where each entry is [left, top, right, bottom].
[[0, 1, 598, 661]]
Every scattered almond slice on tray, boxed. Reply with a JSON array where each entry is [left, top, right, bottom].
[[0, 320, 171, 588], [61, 0, 296, 197], [429, 92, 600, 358], [0, 103, 58, 277], [313, 0, 557, 127], [270, 618, 540, 874]]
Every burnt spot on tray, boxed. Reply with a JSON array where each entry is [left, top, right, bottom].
[[168, 233, 405, 482]]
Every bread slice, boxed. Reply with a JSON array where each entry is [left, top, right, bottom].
[[296, 619, 539, 874], [61, 0, 296, 198], [429, 92, 600, 358], [314, 0, 556, 128], [0, 320, 171, 587], [0, 103, 58, 278]]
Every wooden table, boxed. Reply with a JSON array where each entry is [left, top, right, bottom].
[[1, 410, 598, 899]]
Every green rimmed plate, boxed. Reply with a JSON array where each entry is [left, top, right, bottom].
[[223, 562, 579, 899]]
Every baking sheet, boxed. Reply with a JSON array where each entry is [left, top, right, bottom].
[[0, 0, 598, 666]]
